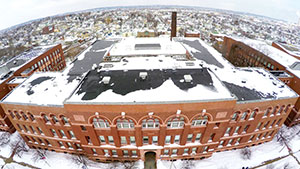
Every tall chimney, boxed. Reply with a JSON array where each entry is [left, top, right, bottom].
[[171, 12, 177, 41]]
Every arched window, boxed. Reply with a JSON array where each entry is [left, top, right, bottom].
[[191, 115, 208, 126], [21, 112, 28, 120], [167, 117, 185, 128], [284, 105, 291, 113], [142, 119, 160, 128], [277, 106, 285, 115], [28, 113, 35, 121], [263, 107, 272, 117], [117, 119, 134, 129], [240, 111, 248, 120], [231, 112, 239, 121], [61, 116, 69, 125], [93, 118, 110, 128], [43, 114, 50, 123], [9, 110, 15, 119], [15, 111, 21, 119], [51, 115, 59, 124]]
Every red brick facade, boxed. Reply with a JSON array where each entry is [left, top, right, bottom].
[[0, 96, 297, 162], [222, 37, 300, 127]]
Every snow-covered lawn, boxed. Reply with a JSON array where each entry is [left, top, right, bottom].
[[1, 126, 300, 169]]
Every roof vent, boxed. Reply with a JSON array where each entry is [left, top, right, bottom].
[[139, 72, 148, 80], [102, 76, 111, 84], [184, 74, 193, 83]]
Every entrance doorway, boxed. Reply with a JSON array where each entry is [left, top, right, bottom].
[[144, 152, 156, 169]]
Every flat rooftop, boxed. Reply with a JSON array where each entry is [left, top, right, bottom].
[[2, 72, 79, 106], [180, 38, 298, 102], [109, 37, 187, 56], [66, 66, 234, 104], [2, 37, 298, 106]]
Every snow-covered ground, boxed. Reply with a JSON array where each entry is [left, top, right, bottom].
[[1, 126, 300, 169]]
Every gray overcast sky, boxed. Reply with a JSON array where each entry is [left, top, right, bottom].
[[0, 0, 299, 31]]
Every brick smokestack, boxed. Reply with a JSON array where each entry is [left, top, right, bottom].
[[171, 12, 177, 41]]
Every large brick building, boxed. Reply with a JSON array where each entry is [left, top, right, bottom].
[[0, 44, 66, 132], [0, 37, 298, 162], [220, 36, 300, 126]]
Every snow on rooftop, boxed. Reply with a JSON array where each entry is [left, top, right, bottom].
[[67, 68, 234, 103], [2, 72, 79, 106], [109, 37, 186, 56], [100, 55, 200, 71], [230, 36, 300, 78], [214, 67, 298, 101], [181, 38, 298, 101]]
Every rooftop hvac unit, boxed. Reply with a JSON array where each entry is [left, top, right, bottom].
[[184, 74, 193, 83], [139, 72, 148, 80], [102, 76, 111, 84]]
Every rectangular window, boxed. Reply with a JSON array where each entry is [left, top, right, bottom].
[[108, 136, 114, 144], [184, 148, 189, 154], [58, 141, 64, 148], [67, 142, 72, 148], [228, 139, 233, 145], [152, 136, 158, 144], [203, 146, 208, 152], [123, 150, 129, 156], [130, 136, 136, 144], [187, 134, 193, 142], [236, 138, 241, 144], [143, 136, 149, 144], [80, 126, 86, 131], [225, 127, 231, 135], [191, 147, 197, 154], [30, 126, 36, 134], [243, 125, 249, 133], [209, 133, 215, 142], [195, 133, 202, 142], [104, 149, 109, 155], [92, 148, 97, 154], [164, 149, 169, 155], [174, 135, 180, 143], [172, 149, 178, 155], [165, 135, 171, 144], [249, 135, 254, 141], [60, 130, 66, 137], [37, 127, 43, 135], [50, 129, 57, 136], [112, 150, 117, 156], [121, 136, 127, 144], [256, 122, 262, 130], [234, 126, 240, 134], [86, 136, 92, 144], [99, 136, 105, 143], [132, 150, 137, 156], [68, 131, 75, 139], [219, 140, 224, 146]]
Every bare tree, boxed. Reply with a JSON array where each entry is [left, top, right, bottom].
[[32, 149, 47, 162], [71, 154, 89, 169], [122, 161, 138, 169], [181, 160, 195, 169], [9, 135, 29, 159], [266, 164, 275, 169], [0, 132, 11, 147], [240, 147, 252, 160], [276, 128, 292, 153]]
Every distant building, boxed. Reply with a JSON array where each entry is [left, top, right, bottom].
[[42, 25, 55, 34]]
